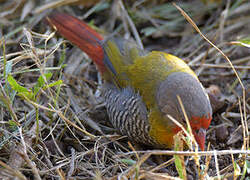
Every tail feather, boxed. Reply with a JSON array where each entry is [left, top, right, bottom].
[[46, 13, 106, 73]]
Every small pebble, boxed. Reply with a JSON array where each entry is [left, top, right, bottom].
[[216, 125, 229, 142]]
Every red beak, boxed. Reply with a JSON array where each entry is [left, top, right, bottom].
[[194, 128, 206, 151]]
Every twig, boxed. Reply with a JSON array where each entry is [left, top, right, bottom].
[[120, 150, 250, 156], [19, 126, 42, 180], [190, 64, 250, 70], [0, 160, 27, 180], [67, 148, 76, 178], [118, 0, 144, 50], [214, 150, 221, 180]]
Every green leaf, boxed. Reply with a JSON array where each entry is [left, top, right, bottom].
[[174, 133, 187, 179], [5, 61, 13, 78], [240, 38, 250, 45], [246, 159, 250, 174], [58, 43, 66, 67], [3, 61, 16, 102], [44, 80, 63, 89], [33, 73, 52, 95], [0, 94, 9, 107], [38, 73, 53, 87], [231, 38, 250, 48], [93, 2, 109, 12], [240, 159, 249, 180], [174, 155, 186, 179], [233, 161, 241, 177], [7, 75, 34, 100], [61, 64, 67, 68], [8, 120, 18, 127], [8, 75, 30, 93], [120, 159, 136, 166], [141, 27, 157, 37]]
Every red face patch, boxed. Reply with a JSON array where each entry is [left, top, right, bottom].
[[172, 114, 212, 151], [191, 114, 212, 130]]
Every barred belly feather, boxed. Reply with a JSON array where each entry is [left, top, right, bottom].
[[102, 83, 156, 145]]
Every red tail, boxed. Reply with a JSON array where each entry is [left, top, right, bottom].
[[46, 13, 106, 73]]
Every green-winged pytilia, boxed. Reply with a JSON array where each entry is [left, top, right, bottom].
[[46, 13, 212, 150]]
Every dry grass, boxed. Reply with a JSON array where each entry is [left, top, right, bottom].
[[0, 0, 249, 179]]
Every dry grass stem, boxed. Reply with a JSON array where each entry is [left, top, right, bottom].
[[1, 1, 249, 179]]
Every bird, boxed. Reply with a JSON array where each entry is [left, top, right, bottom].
[[46, 12, 212, 151]]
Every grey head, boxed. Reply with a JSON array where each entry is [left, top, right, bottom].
[[156, 72, 212, 129]]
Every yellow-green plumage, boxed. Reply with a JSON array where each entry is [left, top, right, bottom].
[[105, 40, 197, 106], [104, 40, 199, 147]]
